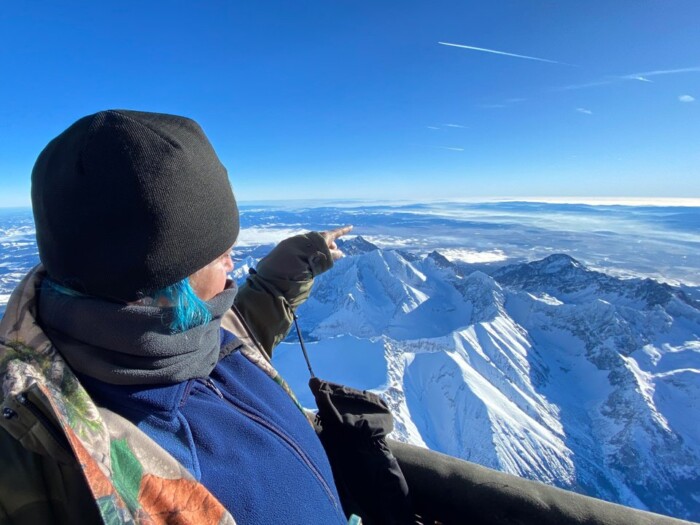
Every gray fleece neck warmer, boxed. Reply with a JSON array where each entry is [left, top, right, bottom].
[[37, 284, 237, 385]]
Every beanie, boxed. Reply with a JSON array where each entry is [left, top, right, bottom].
[[31, 109, 239, 302]]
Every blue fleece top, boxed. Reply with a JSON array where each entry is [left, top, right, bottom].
[[79, 329, 346, 525]]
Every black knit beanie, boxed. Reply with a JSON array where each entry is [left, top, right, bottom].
[[31, 109, 239, 302]]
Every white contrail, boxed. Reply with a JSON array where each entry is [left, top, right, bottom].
[[438, 41, 569, 65], [557, 66, 700, 90], [555, 79, 615, 91], [624, 66, 700, 78]]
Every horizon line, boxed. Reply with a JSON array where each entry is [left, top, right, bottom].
[[3, 196, 700, 210]]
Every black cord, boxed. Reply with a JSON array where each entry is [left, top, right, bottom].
[[293, 312, 315, 378]]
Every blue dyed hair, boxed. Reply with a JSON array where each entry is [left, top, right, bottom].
[[152, 278, 212, 333], [46, 277, 211, 333], [44, 279, 85, 298]]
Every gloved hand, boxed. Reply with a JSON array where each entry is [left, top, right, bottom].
[[309, 377, 415, 525]]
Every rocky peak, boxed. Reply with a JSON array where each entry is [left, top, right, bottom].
[[337, 235, 379, 256], [492, 253, 591, 290], [426, 250, 454, 269]]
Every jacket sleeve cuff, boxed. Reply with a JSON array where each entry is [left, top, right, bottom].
[[255, 231, 333, 284], [306, 231, 334, 277]]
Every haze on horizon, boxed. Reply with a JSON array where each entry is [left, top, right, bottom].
[[1, 2, 699, 207]]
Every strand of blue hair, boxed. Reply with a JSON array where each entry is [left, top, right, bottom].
[[153, 279, 212, 333]]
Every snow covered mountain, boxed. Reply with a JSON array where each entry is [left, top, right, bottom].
[[271, 236, 700, 521]]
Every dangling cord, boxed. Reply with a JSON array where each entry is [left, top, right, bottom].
[[293, 312, 316, 378]]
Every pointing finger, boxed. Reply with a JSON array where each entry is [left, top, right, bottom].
[[324, 225, 353, 242]]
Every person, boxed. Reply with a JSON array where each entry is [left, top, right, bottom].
[[0, 109, 355, 524]]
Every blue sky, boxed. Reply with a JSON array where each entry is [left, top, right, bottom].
[[1, 1, 699, 206]]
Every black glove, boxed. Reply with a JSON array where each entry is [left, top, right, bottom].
[[309, 377, 415, 525]]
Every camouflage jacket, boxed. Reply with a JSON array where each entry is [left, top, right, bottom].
[[0, 232, 335, 525]]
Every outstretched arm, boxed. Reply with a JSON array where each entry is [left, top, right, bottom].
[[234, 226, 352, 358]]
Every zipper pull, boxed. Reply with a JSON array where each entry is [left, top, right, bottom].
[[204, 378, 224, 399]]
